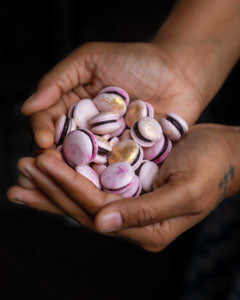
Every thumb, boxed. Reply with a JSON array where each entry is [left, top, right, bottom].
[[21, 45, 94, 116], [95, 182, 190, 233]]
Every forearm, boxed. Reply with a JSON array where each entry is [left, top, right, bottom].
[[152, 0, 240, 111]]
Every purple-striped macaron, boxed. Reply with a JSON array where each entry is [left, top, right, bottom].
[[93, 135, 112, 164], [68, 99, 99, 129], [135, 160, 159, 192], [143, 134, 172, 164], [109, 117, 126, 137], [159, 113, 188, 141], [55, 115, 76, 145], [63, 129, 97, 166], [121, 175, 142, 198], [93, 86, 129, 116], [108, 139, 143, 170], [75, 165, 101, 189], [131, 117, 162, 147], [101, 162, 135, 194], [89, 112, 121, 135]]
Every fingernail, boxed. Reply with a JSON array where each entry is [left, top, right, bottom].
[[10, 199, 25, 205], [98, 212, 122, 233]]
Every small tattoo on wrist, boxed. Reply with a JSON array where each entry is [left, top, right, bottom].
[[216, 164, 235, 205]]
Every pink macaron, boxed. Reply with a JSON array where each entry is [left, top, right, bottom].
[[93, 86, 129, 116], [131, 117, 162, 147], [54, 115, 76, 145], [75, 165, 101, 189], [108, 139, 143, 170], [89, 112, 121, 135], [143, 134, 172, 164], [101, 162, 135, 194], [93, 135, 112, 164], [109, 117, 126, 137], [159, 113, 188, 141], [92, 164, 107, 176], [63, 129, 97, 166], [121, 175, 142, 198], [125, 100, 154, 128], [109, 136, 120, 147], [135, 160, 159, 192], [68, 99, 99, 129]]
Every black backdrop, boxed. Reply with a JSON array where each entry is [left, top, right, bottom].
[[1, 1, 239, 299]]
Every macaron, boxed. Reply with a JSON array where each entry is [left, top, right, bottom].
[[93, 86, 129, 116], [75, 165, 101, 189], [121, 175, 142, 198], [120, 129, 132, 141], [101, 162, 135, 194], [109, 137, 120, 147], [55, 115, 76, 145], [108, 139, 143, 170], [131, 117, 162, 147], [125, 100, 154, 128], [159, 113, 188, 141], [93, 135, 112, 164], [135, 160, 159, 192], [56, 145, 69, 165], [63, 129, 97, 166], [143, 134, 172, 164], [109, 117, 126, 137], [92, 164, 107, 176], [68, 99, 99, 129], [89, 112, 121, 135]]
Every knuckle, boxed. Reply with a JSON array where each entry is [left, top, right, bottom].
[[129, 205, 155, 227]]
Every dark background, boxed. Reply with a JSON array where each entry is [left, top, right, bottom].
[[0, 1, 239, 299]]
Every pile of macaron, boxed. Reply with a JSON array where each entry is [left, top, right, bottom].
[[55, 86, 188, 198]]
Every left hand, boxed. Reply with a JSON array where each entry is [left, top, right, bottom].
[[7, 124, 240, 252]]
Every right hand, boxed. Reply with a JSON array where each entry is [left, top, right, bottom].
[[21, 42, 205, 149]]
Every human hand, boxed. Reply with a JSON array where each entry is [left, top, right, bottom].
[[7, 124, 240, 251], [21, 42, 205, 149]]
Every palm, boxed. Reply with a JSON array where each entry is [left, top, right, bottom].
[[29, 42, 203, 148]]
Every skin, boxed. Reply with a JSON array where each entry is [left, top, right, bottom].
[[7, 124, 240, 252], [7, 0, 240, 251]]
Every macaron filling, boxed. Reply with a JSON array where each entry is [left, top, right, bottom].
[[105, 91, 126, 102], [58, 117, 70, 145], [92, 120, 117, 127], [167, 116, 184, 135], [71, 105, 76, 118], [133, 122, 152, 143], [151, 135, 169, 161], [135, 162, 145, 176], [98, 147, 109, 155]]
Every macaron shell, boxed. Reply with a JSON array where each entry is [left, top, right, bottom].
[[75, 165, 101, 189], [101, 162, 134, 191], [159, 118, 181, 141], [68, 103, 76, 118], [93, 154, 108, 164], [138, 117, 162, 142], [138, 161, 159, 192], [109, 117, 126, 137], [121, 175, 140, 198], [63, 129, 97, 166], [131, 125, 155, 147], [168, 113, 188, 133], [131, 146, 144, 171], [125, 100, 147, 128], [93, 93, 127, 117], [143, 135, 165, 160], [109, 137, 120, 147], [73, 99, 99, 129], [145, 102, 154, 118], [99, 86, 130, 106]]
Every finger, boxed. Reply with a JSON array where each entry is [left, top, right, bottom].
[[17, 157, 94, 228], [21, 45, 93, 116], [95, 183, 190, 233], [7, 185, 65, 215], [116, 214, 200, 252], [35, 154, 121, 214], [18, 172, 37, 190]]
